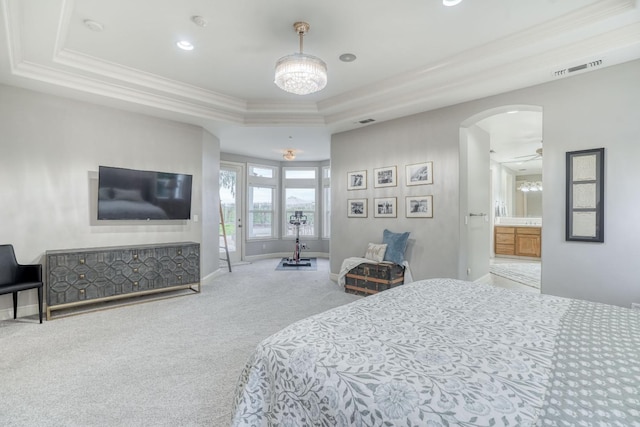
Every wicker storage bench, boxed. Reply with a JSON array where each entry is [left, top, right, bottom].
[[345, 262, 404, 295]]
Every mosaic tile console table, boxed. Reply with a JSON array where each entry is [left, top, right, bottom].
[[46, 242, 200, 320]]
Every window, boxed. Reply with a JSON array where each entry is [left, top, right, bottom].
[[247, 186, 275, 239], [285, 169, 316, 179], [249, 164, 274, 178], [322, 166, 330, 239], [283, 167, 317, 237], [247, 164, 278, 239]]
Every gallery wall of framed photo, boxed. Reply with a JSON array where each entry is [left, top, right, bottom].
[[347, 161, 434, 219]]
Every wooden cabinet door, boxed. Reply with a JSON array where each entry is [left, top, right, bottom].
[[515, 234, 541, 257]]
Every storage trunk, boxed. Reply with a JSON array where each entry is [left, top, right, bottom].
[[345, 262, 404, 295]]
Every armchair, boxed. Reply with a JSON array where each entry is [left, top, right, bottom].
[[0, 244, 43, 323]]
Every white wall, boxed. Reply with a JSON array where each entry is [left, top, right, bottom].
[[331, 59, 640, 307], [0, 84, 220, 318]]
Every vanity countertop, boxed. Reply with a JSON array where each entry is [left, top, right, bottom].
[[495, 217, 541, 227]]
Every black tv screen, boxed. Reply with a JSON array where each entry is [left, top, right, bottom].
[[97, 166, 192, 220]]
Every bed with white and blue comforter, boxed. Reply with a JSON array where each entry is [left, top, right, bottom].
[[232, 278, 640, 426]]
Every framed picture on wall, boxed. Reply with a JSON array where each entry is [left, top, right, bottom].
[[347, 198, 367, 218], [373, 166, 397, 188], [347, 170, 367, 190], [373, 197, 397, 218], [566, 148, 604, 242], [406, 195, 433, 218], [406, 161, 433, 186]]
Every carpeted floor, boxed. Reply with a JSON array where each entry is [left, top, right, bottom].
[[0, 258, 359, 427], [489, 262, 541, 289], [275, 257, 317, 271]]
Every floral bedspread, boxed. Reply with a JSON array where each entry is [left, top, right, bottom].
[[231, 278, 640, 426]]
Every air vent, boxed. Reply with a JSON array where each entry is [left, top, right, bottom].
[[358, 118, 376, 124], [553, 59, 602, 77]]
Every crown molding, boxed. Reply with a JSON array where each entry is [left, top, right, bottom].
[[54, 49, 249, 113], [323, 22, 640, 130], [11, 60, 247, 123], [317, 0, 636, 115], [1, 0, 638, 131]]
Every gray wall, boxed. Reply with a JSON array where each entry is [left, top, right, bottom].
[[331, 59, 640, 307], [202, 130, 221, 275], [331, 111, 461, 281], [0, 84, 220, 319]]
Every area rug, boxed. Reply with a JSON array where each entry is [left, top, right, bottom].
[[489, 262, 541, 289], [275, 257, 317, 271]]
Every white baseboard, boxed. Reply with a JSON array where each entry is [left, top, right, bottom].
[[244, 252, 329, 262], [1, 260, 331, 321], [329, 272, 339, 283], [1, 273, 220, 322], [202, 268, 225, 285], [0, 303, 39, 322], [474, 273, 492, 284]]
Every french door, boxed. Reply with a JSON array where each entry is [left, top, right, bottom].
[[220, 162, 244, 264]]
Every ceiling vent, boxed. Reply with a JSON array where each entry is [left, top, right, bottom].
[[358, 118, 376, 124], [553, 59, 602, 77]]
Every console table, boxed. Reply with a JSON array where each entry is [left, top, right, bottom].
[[46, 242, 200, 320]]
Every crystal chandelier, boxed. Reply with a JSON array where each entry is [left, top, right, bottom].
[[274, 22, 327, 95]]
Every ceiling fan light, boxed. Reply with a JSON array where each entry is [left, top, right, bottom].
[[275, 53, 327, 95], [283, 150, 296, 161]]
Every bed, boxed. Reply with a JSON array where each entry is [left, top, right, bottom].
[[231, 278, 640, 426]]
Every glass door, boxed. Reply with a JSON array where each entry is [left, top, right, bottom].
[[220, 162, 243, 264]]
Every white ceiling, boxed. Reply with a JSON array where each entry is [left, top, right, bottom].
[[478, 110, 544, 175], [1, 0, 639, 162]]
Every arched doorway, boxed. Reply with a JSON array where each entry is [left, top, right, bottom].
[[459, 105, 543, 290]]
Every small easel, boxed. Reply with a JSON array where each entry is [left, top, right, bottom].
[[282, 210, 311, 267]]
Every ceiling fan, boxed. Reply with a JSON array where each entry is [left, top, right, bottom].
[[504, 147, 543, 163]]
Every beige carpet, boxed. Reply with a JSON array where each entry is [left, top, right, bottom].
[[0, 258, 359, 426]]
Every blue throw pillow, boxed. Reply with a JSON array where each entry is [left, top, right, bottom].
[[382, 229, 410, 265]]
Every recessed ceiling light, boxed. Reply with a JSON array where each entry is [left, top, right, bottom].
[[443, 0, 463, 6], [83, 19, 104, 32], [176, 40, 194, 51], [339, 53, 357, 62]]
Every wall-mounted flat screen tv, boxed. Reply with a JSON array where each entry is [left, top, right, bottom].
[[98, 166, 192, 220]]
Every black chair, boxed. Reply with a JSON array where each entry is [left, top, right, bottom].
[[0, 244, 43, 323]]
